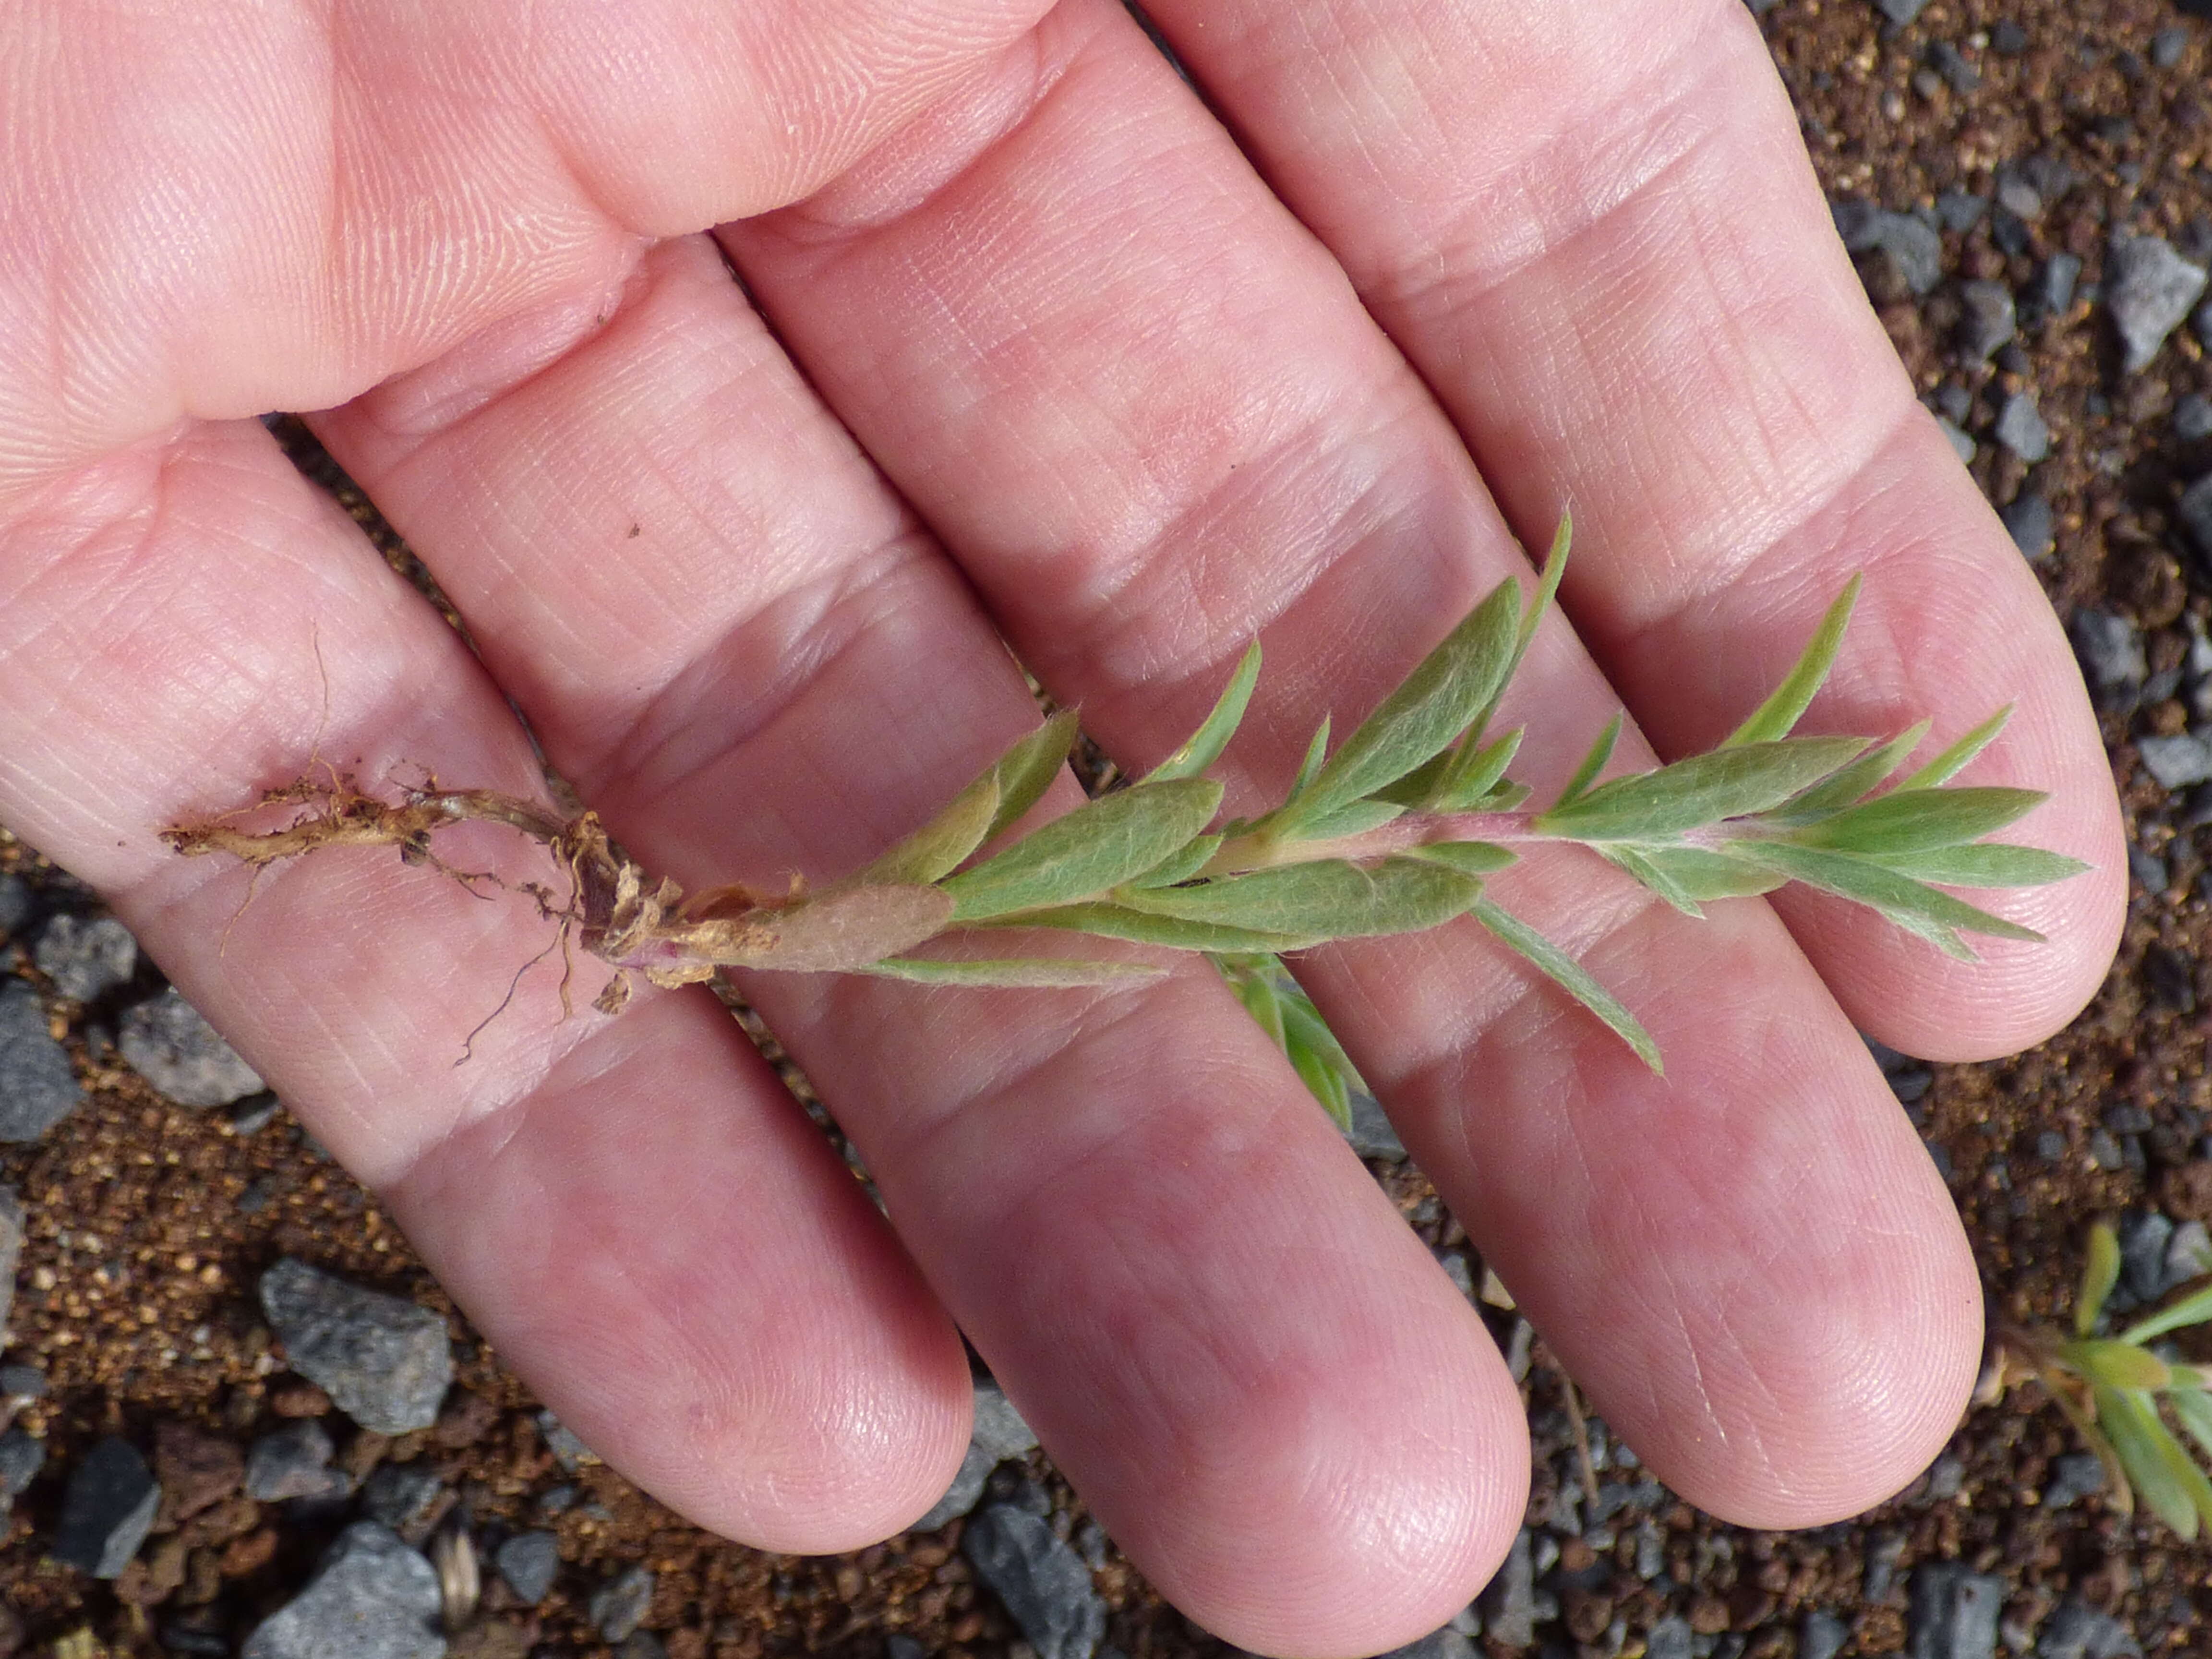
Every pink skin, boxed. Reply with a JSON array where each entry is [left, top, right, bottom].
[[0, 1, 2122, 1654]]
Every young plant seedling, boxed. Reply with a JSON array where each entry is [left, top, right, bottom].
[[1984, 1221, 2212, 1538], [166, 518, 2085, 1108]]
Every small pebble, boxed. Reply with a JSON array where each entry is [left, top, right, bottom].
[[1345, 1089, 1406, 1160], [2000, 493, 2055, 562], [1907, 1562, 2003, 1659], [2043, 1451, 2106, 1511], [535, 1410, 597, 1471], [0, 1363, 46, 1401], [2030, 252, 2083, 316], [2106, 236, 2210, 373], [0, 979, 81, 1142], [1833, 201, 1944, 295], [360, 1462, 444, 1535], [1873, 0, 1929, 24], [1481, 1530, 1539, 1648], [2152, 27, 2190, 71], [0, 877, 34, 941], [1925, 39, 1978, 93], [2175, 395, 2212, 443], [1935, 191, 1986, 233], [117, 987, 263, 1107], [32, 914, 136, 1001], [259, 1259, 453, 1435], [53, 1436, 161, 1579], [1936, 416, 1976, 465], [0, 1427, 45, 1498], [1994, 391, 2050, 461], [2119, 1211, 2178, 1300], [496, 1530, 561, 1604], [2138, 732, 2212, 790], [1801, 1611, 1851, 1659], [590, 1564, 655, 1644], [2178, 474, 2212, 561], [1646, 1617, 1693, 1659], [1994, 175, 2042, 222], [1956, 280, 2015, 361], [1374, 1630, 1475, 1659], [2069, 609, 2146, 706], [1990, 19, 2027, 53], [964, 1505, 1106, 1659], [2167, 1219, 2212, 1285], [245, 1419, 349, 1503], [2036, 1599, 2141, 1659], [241, 1522, 444, 1659]]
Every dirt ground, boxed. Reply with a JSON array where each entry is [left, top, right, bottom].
[[4, 0, 2212, 1654]]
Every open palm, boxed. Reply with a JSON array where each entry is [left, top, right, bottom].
[[0, 2, 2124, 1653]]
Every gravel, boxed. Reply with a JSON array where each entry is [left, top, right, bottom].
[[1956, 280, 2015, 361], [1909, 1563, 2005, 1659], [1935, 191, 1987, 233], [2068, 609, 2146, 707], [2179, 474, 2212, 562], [0, 977, 81, 1142], [1376, 1627, 1477, 1659], [2105, 235, 2209, 373], [495, 1530, 561, 1604], [259, 1258, 454, 1434], [0, 1427, 45, 1502], [240, 1521, 445, 1659], [1833, 200, 1943, 295], [1803, 1610, 1851, 1659], [2176, 394, 2212, 444], [2136, 732, 2212, 790], [52, 1435, 161, 1579], [1873, 0, 1929, 24], [591, 1564, 656, 1643], [915, 1378, 1044, 1531], [245, 1419, 350, 1503], [1936, 416, 1976, 464], [361, 1461, 445, 1535], [2027, 251, 2082, 317], [1344, 1088, 1407, 1159], [1480, 1529, 1539, 1648], [32, 914, 136, 1001], [0, 877, 35, 941], [535, 1410, 596, 1471], [117, 986, 263, 1107], [1999, 492, 2055, 562], [1993, 391, 2050, 461], [2118, 1211, 2177, 1300], [962, 1503, 1106, 1659], [2037, 1599, 2142, 1658]]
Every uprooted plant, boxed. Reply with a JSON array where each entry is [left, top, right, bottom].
[[166, 519, 2085, 1111]]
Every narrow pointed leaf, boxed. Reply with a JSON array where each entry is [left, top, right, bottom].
[[1221, 958, 1289, 1048], [1474, 781, 1532, 813], [1279, 986, 1367, 1101], [2080, 1221, 2121, 1336], [943, 778, 1223, 921], [2046, 1379, 2130, 1517], [2169, 1386, 2212, 1462], [857, 956, 1165, 987], [1734, 842, 2045, 952], [1511, 513, 1572, 667], [2063, 1339, 2174, 1390], [1898, 705, 2013, 791], [1403, 841, 1518, 876], [1469, 896, 1661, 1072], [1871, 843, 2091, 889], [985, 709, 1083, 840], [1535, 736, 1871, 841], [1554, 714, 1623, 809], [1130, 834, 1224, 889], [1600, 845, 1703, 917], [1289, 1037, 1354, 1132], [1145, 641, 1262, 782], [2123, 1282, 2212, 1345], [2096, 1384, 2204, 1538], [865, 773, 1001, 884], [1432, 726, 1527, 811], [1000, 902, 1305, 954], [1765, 720, 1931, 821], [1287, 716, 1332, 802], [1722, 576, 1862, 747], [1118, 857, 1484, 945], [1791, 786, 2047, 854], [1612, 844, 1788, 902], [1297, 799, 1408, 841], [1293, 579, 1521, 818]]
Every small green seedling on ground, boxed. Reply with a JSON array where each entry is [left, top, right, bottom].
[[1984, 1221, 2212, 1538], [167, 518, 2084, 1098]]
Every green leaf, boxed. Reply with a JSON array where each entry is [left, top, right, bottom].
[[857, 956, 1166, 987], [1431, 726, 1527, 812], [1553, 714, 1623, 809], [1764, 720, 1930, 822], [2123, 1282, 2212, 1345], [2169, 1386, 2212, 1462], [1611, 844, 1789, 902], [1402, 841, 1519, 876], [1870, 843, 2091, 889], [1119, 857, 1485, 947], [943, 778, 1224, 922], [1600, 845, 1703, 917], [1129, 834, 1224, 889], [1287, 716, 1332, 802], [2080, 1221, 2121, 1337], [1001, 902, 1306, 955], [1535, 736, 1871, 842], [2096, 1384, 2210, 1538], [2063, 1339, 2174, 1391], [1145, 642, 1262, 783], [1468, 896, 1661, 1072], [1732, 841, 2045, 957], [1297, 799, 1408, 841], [1292, 578, 1521, 819], [1220, 957, 1289, 1047], [1278, 985, 1367, 1115], [984, 710, 1082, 841], [1721, 576, 1862, 747], [1790, 786, 2047, 855], [864, 773, 1000, 884], [1897, 705, 2012, 791]]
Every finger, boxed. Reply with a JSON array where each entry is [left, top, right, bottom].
[[0, 417, 971, 1551], [2, 0, 1051, 501], [1128, 0, 2125, 1061], [310, 232, 1527, 1657], [718, 0, 1983, 1521]]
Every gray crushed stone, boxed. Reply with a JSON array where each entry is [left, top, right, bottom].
[[32, 914, 136, 1001], [0, 978, 81, 1142], [590, 1564, 655, 1643], [53, 1436, 160, 1579], [117, 986, 263, 1107], [2106, 235, 2209, 373], [963, 1503, 1106, 1659], [1909, 1562, 2004, 1659], [496, 1530, 561, 1604], [240, 1521, 445, 1659], [259, 1259, 453, 1434]]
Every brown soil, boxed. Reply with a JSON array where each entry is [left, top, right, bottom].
[[5, 0, 2212, 1655]]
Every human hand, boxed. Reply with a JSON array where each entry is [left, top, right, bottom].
[[0, 2, 2124, 1654]]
